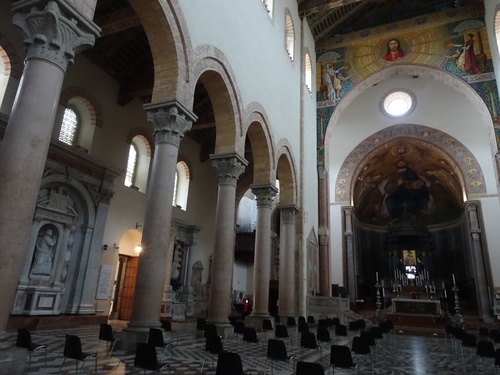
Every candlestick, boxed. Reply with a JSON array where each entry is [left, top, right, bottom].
[[376, 272, 379, 282], [452, 273, 456, 285]]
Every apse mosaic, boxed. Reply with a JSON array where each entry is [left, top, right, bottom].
[[316, 12, 500, 147]]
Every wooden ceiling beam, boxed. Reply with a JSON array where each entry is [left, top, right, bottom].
[[94, 8, 141, 37], [299, 0, 365, 14]]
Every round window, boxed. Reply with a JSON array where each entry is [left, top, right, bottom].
[[380, 89, 416, 118]]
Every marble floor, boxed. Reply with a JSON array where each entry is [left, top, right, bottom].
[[6, 319, 500, 375]]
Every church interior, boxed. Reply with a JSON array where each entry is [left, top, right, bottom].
[[2, 0, 500, 373]]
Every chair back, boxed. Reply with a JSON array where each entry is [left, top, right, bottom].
[[356, 319, 366, 330], [267, 339, 288, 360], [64, 334, 84, 360], [204, 324, 218, 338], [476, 340, 495, 357], [360, 331, 376, 346], [16, 329, 32, 348], [233, 321, 245, 334], [215, 351, 243, 375], [298, 316, 306, 327], [370, 326, 383, 339], [331, 317, 340, 327], [307, 316, 315, 324], [348, 321, 359, 332], [275, 324, 289, 339], [134, 342, 159, 370], [206, 333, 224, 354], [263, 319, 273, 331], [351, 336, 370, 355], [298, 320, 310, 334], [148, 328, 166, 347], [461, 333, 477, 348], [300, 332, 318, 349], [196, 318, 207, 330], [380, 320, 394, 333], [335, 324, 348, 337], [99, 323, 114, 342], [330, 344, 355, 368], [317, 319, 327, 329], [317, 327, 332, 343], [287, 316, 296, 327], [296, 360, 325, 375], [243, 327, 259, 343], [161, 319, 172, 332]]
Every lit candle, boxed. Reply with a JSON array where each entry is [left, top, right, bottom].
[[376, 272, 379, 282], [452, 273, 456, 285]]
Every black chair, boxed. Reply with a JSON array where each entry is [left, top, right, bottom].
[[334, 324, 348, 343], [494, 348, 500, 374], [233, 320, 245, 342], [298, 316, 307, 327], [263, 319, 274, 338], [99, 323, 122, 360], [369, 326, 383, 348], [300, 331, 322, 360], [202, 332, 224, 373], [348, 321, 360, 340], [460, 333, 477, 365], [16, 328, 47, 370], [204, 323, 219, 339], [307, 315, 316, 325], [296, 360, 326, 375], [267, 338, 294, 375], [60, 334, 97, 374], [275, 324, 293, 347], [242, 327, 263, 354], [379, 320, 395, 343], [318, 319, 328, 329], [478, 326, 490, 338], [215, 350, 244, 375], [148, 328, 173, 360], [330, 344, 358, 374], [356, 319, 366, 331], [133, 342, 170, 374], [196, 318, 207, 338], [330, 317, 340, 327], [475, 340, 495, 371], [298, 319, 310, 335], [317, 327, 334, 345], [351, 336, 373, 374], [161, 319, 179, 345], [287, 316, 297, 330]]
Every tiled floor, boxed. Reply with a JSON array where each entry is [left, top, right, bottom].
[[6, 319, 500, 374]]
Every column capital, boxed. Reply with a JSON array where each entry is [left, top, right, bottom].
[[277, 204, 299, 224], [210, 153, 248, 186], [251, 183, 278, 208], [144, 100, 197, 147], [12, 0, 100, 71], [318, 165, 328, 180]]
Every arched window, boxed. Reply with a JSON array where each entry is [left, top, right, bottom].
[[261, 0, 273, 18], [305, 52, 312, 92], [59, 107, 79, 145], [285, 12, 295, 62], [495, 10, 500, 57], [125, 134, 151, 193], [173, 161, 190, 210], [124, 143, 138, 188]]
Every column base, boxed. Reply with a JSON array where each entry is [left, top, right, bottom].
[[244, 313, 272, 332], [122, 321, 162, 351]]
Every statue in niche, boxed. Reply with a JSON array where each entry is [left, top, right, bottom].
[[31, 227, 57, 275], [171, 241, 183, 281], [191, 260, 204, 297]]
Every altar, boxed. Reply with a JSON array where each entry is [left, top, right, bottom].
[[392, 298, 441, 315]]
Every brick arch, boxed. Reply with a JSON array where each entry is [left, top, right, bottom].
[[125, 127, 154, 157], [189, 46, 244, 155], [0, 35, 22, 79], [177, 154, 193, 180], [276, 140, 298, 205], [244, 102, 275, 183], [129, 0, 192, 103], [59, 87, 102, 128]]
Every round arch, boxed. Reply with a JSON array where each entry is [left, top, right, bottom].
[[275, 141, 298, 205]]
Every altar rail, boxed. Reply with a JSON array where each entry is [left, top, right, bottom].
[[307, 295, 350, 322]]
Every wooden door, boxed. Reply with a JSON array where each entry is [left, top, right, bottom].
[[119, 256, 138, 320]]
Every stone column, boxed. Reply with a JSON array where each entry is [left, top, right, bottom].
[[247, 183, 278, 324], [318, 166, 330, 296], [465, 201, 493, 323], [207, 153, 247, 331], [278, 204, 299, 317], [344, 207, 356, 303], [0, 0, 98, 333], [123, 101, 196, 349]]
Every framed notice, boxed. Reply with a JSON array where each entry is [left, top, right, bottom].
[[96, 264, 114, 300]]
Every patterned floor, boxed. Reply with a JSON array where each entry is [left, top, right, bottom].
[[6, 319, 500, 374]]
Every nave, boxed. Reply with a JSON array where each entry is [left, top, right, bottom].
[[7, 318, 500, 375]]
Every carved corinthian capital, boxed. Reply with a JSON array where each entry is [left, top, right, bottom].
[[144, 100, 197, 147], [12, 0, 100, 71], [210, 153, 248, 187], [251, 183, 278, 208]]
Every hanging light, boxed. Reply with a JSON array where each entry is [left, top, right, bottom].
[[135, 245, 142, 253]]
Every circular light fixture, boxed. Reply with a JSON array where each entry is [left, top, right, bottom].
[[380, 89, 416, 118]]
